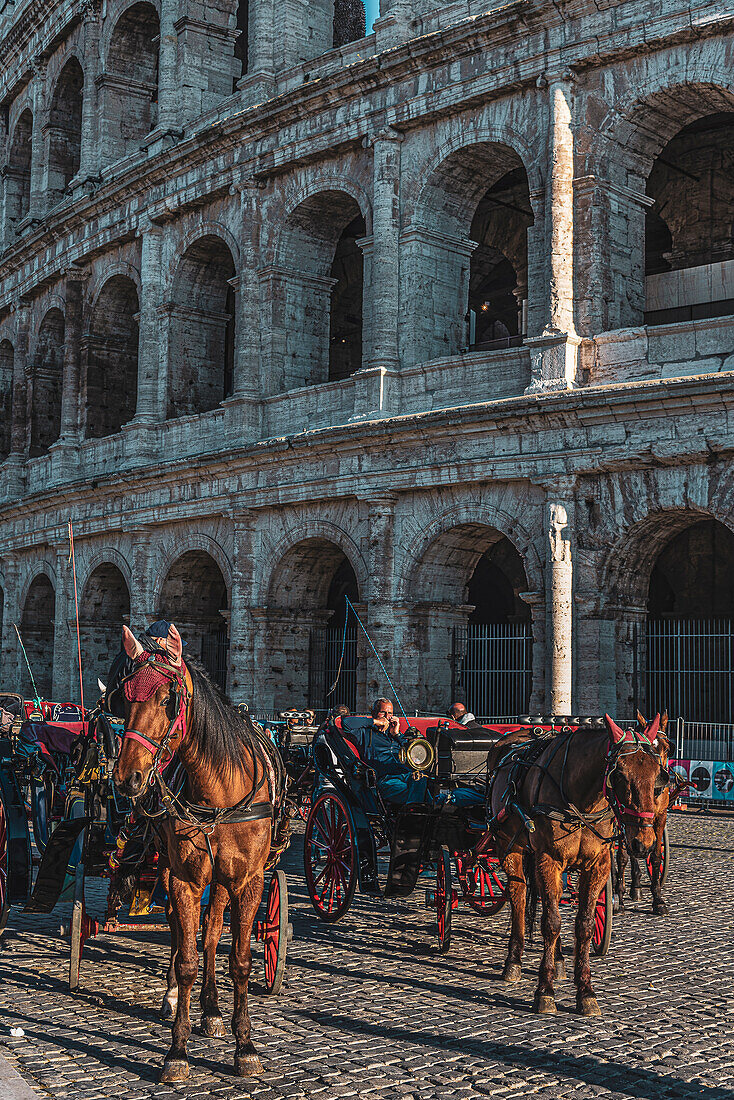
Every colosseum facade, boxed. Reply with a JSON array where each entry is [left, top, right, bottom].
[[0, 0, 732, 722]]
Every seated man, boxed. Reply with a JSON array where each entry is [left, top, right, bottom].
[[447, 701, 482, 729], [363, 698, 429, 807]]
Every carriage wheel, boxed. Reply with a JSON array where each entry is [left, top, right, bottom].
[[645, 824, 670, 888], [304, 792, 357, 922], [436, 847, 452, 954], [591, 873, 613, 957], [458, 855, 508, 916], [69, 862, 85, 990], [263, 870, 290, 995], [0, 791, 9, 937], [298, 794, 312, 824]]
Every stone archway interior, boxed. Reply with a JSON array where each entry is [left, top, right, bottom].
[[234, 0, 248, 84], [30, 309, 65, 457], [645, 112, 734, 325], [104, 2, 160, 163], [79, 563, 130, 700], [169, 236, 236, 418], [20, 575, 55, 698], [6, 110, 33, 230], [0, 340, 13, 458], [85, 275, 139, 437], [159, 550, 229, 688], [329, 213, 365, 382], [333, 0, 366, 47], [48, 58, 84, 205], [645, 518, 734, 723]]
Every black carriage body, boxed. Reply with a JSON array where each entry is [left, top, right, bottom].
[[0, 736, 32, 904]]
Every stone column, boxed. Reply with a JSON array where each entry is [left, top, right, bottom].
[[10, 303, 30, 457], [363, 494, 397, 702], [368, 129, 402, 372], [519, 589, 546, 714], [76, 0, 102, 185], [230, 511, 258, 701], [134, 219, 166, 423], [231, 181, 264, 405], [156, 0, 180, 133], [526, 74, 579, 392], [29, 58, 47, 218], [373, 0, 411, 51], [545, 482, 575, 714], [0, 558, 22, 685], [127, 530, 153, 631], [52, 544, 73, 701], [59, 272, 85, 442]]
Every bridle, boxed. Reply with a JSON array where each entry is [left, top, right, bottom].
[[118, 652, 191, 779], [603, 727, 667, 829]]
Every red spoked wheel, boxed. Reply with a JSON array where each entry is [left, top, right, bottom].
[[591, 872, 613, 957], [457, 854, 508, 916], [304, 792, 357, 922], [436, 847, 452, 954], [645, 824, 670, 888], [258, 870, 290, 995], [298, 794, 312, 825], [0, 792, 9, 937]]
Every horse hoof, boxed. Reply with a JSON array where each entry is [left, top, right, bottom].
[[578, 997, 601, 1016], [653, 901, 669, 917], [201, 1015, 227, 1038], [534, 994, 557, 1015], [555, 957, 566, 980], [629, 889, 639, 902], [160, 1059, 189, 1083], [502, 963, 522, 983], [160, 993, 178, 1020], [235, 1054, 264, 1077]]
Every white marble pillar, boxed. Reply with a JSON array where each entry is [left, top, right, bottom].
[[545, 484, 575, 714]]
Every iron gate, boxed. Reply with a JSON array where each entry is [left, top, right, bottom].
[[640, 618, 734, 723], [452, 623, 532, 718], [201, 625, 229, 692], [309, 625, 358, 714]]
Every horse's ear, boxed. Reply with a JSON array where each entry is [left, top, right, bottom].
[[605, 714, 626, 744], [166, 623, 183, 667], [636, 709, 646, 730], [644, 713, 661, 743], [660, 711, 669, 733], [122, 625, 144, 661]]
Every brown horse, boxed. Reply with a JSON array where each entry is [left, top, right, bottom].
[[112, 624, 278, 1083], [488, 714, 670, 1015], [616, 711, 671, 916]]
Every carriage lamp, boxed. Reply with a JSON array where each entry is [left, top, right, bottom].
[[401, 735, 436, 775]]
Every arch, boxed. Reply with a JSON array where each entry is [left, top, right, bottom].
[[84, 274, 139, 437], [100, 1, 159, 166], [333, 0, 365, 48], [275, 175, 372, 260], [86, 260, 141, 309], [274, 188, 367, 389], [20, 573, 55, 698], [154, 533, 233, 600], [5, 109, 33, 231], [267, 536, 362, 610], [47, 57, 84, 205], [30, 308, 65, 457], [257, 520, 367, 607], [168, 234, 236, 418], [78, 545, 133, 596], [159, 550, 229, 689], [79, 562, 131, 700], [0, 340, 13, 458]]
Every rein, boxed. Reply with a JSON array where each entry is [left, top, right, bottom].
[[603, 730, 663, 828]]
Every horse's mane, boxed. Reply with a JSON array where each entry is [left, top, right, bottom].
[[185, 657, 266, 782]]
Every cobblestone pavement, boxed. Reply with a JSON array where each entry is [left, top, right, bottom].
[[0, 814, 732, 1100]]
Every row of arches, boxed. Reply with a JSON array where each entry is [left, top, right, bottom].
[[6, 513, 734, 721]]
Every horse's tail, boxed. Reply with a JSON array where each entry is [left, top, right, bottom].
[[524, 851, 538, 943]]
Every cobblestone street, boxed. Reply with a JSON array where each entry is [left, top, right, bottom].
[[0, 814, 732, 1100]]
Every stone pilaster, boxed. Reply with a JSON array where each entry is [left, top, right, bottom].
[[75, 0, 102, 185], [363, 494, 397, 700], [373, 0, 411, 51], [526, 74, 579, 392], [367, 129, 402, 372], [127, 529, 153, 632], [230, 510, 257, 701], [59, 272, 85, 442], [231, 181, 264, 406], [29, 57, 47, 218], [134, 220, 166, 423], [52, 544, 73, 701], [0, 558, 22, 685], [156, 0, 180, 133], [545, 480, 575, 714]]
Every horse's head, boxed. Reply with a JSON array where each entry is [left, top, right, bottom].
[[604, 712, 669, 857], [112, 624, 191, 799]]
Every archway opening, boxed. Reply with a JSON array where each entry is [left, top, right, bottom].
[[48, 58, 84, 205], [278, 191, 364, 390], [0, 340, 13, 458], [329, 213, 365, 381], [234, 0, 248, 86], [266, 538, 360, 713], [5, 110, 33, 232], [169, 236, 236, 418], [20, 575, 55, 698], [79, 563, 130, 701], [411, 523, 532, 716], [85, 275, 139, 437], [645, 111, 734, 325], [102, 2, 159, 164], [333, 0, 366, 48], [30, 309, 65, 457], [159, 550, 229, 690], [644, 518, 734, 722]]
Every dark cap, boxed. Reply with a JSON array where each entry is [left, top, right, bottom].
[[146, 620, 186, 646]]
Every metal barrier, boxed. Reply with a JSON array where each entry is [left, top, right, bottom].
[[671, 718, 734, 809], [452, 624, 532, 719]]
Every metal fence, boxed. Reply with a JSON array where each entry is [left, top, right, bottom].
[[200, 626, 228, 691], [309, 625, 358, 715], [643, 618, 734, 723], [452, 623, 532, 720], [670, 717, 734, 809]]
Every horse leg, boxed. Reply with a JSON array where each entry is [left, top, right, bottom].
[[574, 854, 610, 1016], [501, 851, 526, 983], [229, 876, 265, 1077], [160, 866, 178, 1021], [555, 938, 566, 980], [533, 855, 562, 1015], [616, 843, 628, 913], [650, 824, 668, 916], [200, 883, 229, 1037], [161, 877, 201, 1084], [629, 850, 641, 902]]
